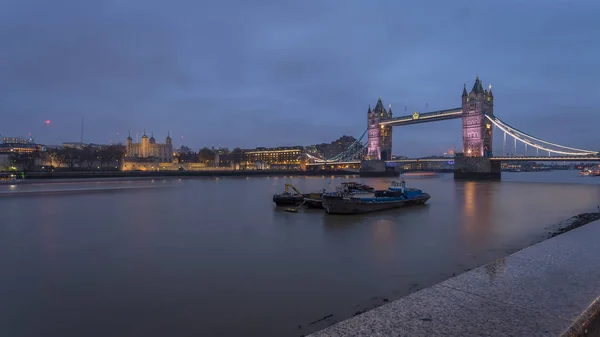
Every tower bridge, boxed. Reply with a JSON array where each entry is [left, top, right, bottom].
[[306, 75, 599, 180]]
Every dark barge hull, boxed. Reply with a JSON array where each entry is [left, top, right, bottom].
[[322, 193, 430, 214], [273, 194, 307, 206], [304, 197, 324, 209]]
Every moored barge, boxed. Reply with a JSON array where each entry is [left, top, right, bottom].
[[322, 180, 430, 214], [303, 182, 375, 209]]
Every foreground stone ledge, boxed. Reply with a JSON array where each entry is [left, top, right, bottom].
[[309, 220, 600, 337]]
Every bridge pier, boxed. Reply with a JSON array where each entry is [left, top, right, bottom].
[[359, 160, 399, 177], [453, 155, 501, 181]]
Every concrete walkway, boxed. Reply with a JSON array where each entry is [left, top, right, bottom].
[[309, 220, 600, 337]]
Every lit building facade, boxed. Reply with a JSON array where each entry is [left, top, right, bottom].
[[0, 136, 44, 153], [462, 76, 494, 157], [62, 142, 103, 149], [125, 130, 173, 162], [366, 98, 393, 160], [243, 147, 303, 166], [396, 160, 455, 171]]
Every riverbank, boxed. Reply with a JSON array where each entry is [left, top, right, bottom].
[[309, 217, 600, 336], [304, 211, 600, 336], [13, 169, 357, 180], [547, 212, 600, 238]]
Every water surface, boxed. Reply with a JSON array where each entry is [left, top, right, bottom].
[[1, 171, 599, 336]]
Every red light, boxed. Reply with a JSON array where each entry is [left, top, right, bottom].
[[45, 120, 51, 125]]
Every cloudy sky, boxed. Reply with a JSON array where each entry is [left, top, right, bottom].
[[1, 0, 598, 157]]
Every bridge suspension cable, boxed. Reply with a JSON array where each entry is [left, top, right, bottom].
[[305, 129, 368, 163], [485, 115, 596, 156], [489, 116, 596, 154]]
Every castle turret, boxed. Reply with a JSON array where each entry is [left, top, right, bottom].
[[126, 130, 133, 158], [149, 132, 156, 144], [165, 131, 173, 162], [141, 129, 149, 157]]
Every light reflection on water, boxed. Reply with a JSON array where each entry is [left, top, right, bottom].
[[0, 171, 599, 337]]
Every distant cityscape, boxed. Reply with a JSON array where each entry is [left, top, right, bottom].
[[0, 132, 594, 175], [0, 132, 372, 172]]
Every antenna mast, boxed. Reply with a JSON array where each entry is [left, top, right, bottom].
[[80, 116, 84, 145]]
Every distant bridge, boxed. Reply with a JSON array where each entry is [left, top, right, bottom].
[[305, 156, 600, 167], [305, 158, 452, 167], [490, 156, 600, 162]]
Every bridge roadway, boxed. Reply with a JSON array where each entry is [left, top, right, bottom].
[[306, 156, 600, 166]]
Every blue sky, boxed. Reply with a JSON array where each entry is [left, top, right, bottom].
[[1, 0, 598, 157]]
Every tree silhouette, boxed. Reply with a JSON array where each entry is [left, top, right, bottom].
[[198, 147, 215, 163]]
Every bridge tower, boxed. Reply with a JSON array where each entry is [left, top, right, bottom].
[[462, 76, 494, 157], [366, 98, 393, 160], [455, 75, 500, 180]]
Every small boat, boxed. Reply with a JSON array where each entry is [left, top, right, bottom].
[[322, 180, 430, 215], [273, 183, 307, 206], [580, 169, 600, 176], [303, 182, 376, 209], [0, 175, 21, 185]]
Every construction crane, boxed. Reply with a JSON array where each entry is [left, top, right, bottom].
[[284, 183, 302, 195]]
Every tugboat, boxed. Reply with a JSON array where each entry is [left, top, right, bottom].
[[321, 180, 430, 214], [273, 184, 307, 206], [303, 182, 376, 209]]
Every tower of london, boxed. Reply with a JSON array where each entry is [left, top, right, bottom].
[[125, 130, 173, 162]]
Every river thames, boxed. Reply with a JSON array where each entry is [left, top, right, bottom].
[[1, 171, 599, 337]]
